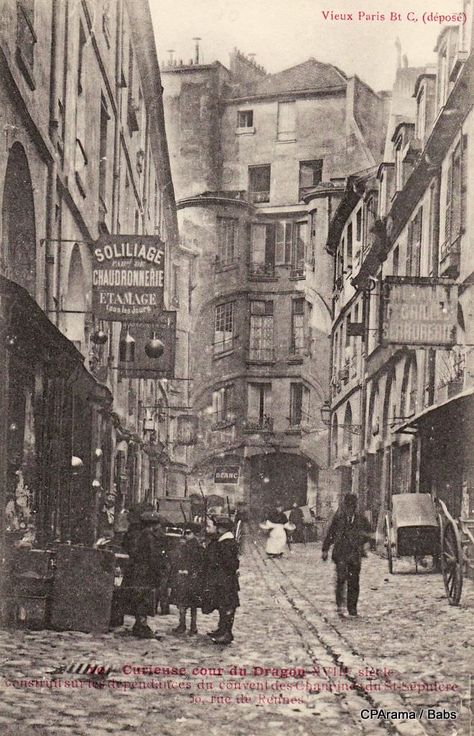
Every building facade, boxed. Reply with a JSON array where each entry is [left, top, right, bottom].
[[162, 49, 387, 517], [0, 0, 191, 570], [327, 12, 474, 535]]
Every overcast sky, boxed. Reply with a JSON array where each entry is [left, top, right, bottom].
[[150, 0, 465, 91]]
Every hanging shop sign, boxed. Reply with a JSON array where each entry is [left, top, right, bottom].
[[381, 277, 458, 348], [92, 235, 165, 322], [176, 415, 199, 446], [214, 466, 240, 484], [118, 311, 176, 379]]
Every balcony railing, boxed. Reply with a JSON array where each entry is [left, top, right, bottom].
[[290, 262, 306, 279], [247, 347, 275, 362], [439, 234, 461, 277], [248, 261, 276, 279], [213, 335, 234, 356], [243, 415, 274, 432], [248, 190, 270, 204]]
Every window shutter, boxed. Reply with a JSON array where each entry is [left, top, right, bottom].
[[275, 221, 285, 264], [445, 160, 453, 244]]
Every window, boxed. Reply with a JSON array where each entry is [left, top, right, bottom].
[[249, 223, 275, 276], [248, 165, 271, 203], [275, 221, 294, 265], [217, 218, 237, 265], [395, 136, 403, 191], [444, 136, 467, 254], [212, 385, 234, 424], [249, 301, 274, 361], [277, 101, 296, 141], [247, 383, 272, 428], [238, 110, 253, 128], [171, 264, 180, 306], [214, 302, 234, 355], [292, 222, 307, 269], [392, 245, 399, 276], [16, 0, 36, 85], [291, 299, 305, 355], [290, 383, 309, 426], [346, 223, 353, 269], [75, 23, 88, 192], [99, 95, 109, 210], [416, 87, 426, 143], [356, 209, 362, 241], [406, 207, 423, 277], [127, 43, 140, 134], [299, 160, 323, 198]]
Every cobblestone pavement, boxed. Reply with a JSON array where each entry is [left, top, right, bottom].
[[0, 536, 472, 736]]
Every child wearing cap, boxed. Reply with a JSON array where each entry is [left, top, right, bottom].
[[169, 523, 204, 635]]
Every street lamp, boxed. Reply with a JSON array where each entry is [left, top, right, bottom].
[[320, 400, 331, 426]]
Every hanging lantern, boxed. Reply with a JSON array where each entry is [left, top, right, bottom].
[[145, 332, 165, 359], [91, 328, 108, 345], [119, 327, 136, 362]]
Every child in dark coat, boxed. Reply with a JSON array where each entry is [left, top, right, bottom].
[[170, 523, 204, 635]]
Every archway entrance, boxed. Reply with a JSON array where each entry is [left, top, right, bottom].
[[1, 142, 36, 296]]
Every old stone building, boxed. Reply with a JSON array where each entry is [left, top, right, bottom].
[[162, 49, 387, 516], [0, 0, 192, 567], [326, 10, 474, 534]]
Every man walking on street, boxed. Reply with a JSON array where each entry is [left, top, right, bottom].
[[321, 494, 372, 617]]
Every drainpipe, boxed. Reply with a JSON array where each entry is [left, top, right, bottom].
[[46, 0, 60, 321]]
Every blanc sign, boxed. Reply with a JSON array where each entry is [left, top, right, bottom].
[[92, 235, 165, 322], [381, 277, 458, 348], [214, 466, 240, 484]]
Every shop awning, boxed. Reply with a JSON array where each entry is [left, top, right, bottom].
[[394, 386, 474, 434]]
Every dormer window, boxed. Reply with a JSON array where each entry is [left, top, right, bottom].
[[395, 135, 403, 192], [416, 87, 426, 144]]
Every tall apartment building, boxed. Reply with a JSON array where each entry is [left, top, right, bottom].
[[0, 0, 191, 568], [326, 10, 474, 533], [162, 49, 387, 516]]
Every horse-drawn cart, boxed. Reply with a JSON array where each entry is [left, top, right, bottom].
[[384, 492, 474, 605], [384, 493, 439, 574], [437, 500, 474, 605]]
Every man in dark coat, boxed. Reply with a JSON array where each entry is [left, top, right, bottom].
[[121, 510, 169, 638], [202, 515, 240, 645], [169, 523, 204, 636], [289, 503, 305, 544], [322, 494, 372, 617]]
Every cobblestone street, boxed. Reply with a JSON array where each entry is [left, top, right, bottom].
[[1, 536, 473, 736]]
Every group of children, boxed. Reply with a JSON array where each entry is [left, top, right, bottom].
[[122, 512, 240, 645]]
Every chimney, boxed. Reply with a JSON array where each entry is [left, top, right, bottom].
[[192, 37, 202, 65]]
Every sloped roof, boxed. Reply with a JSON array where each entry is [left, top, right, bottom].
[[229, 58, 347, 99]]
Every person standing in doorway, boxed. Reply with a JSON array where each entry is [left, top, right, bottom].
[[321, 494, 372, 617]]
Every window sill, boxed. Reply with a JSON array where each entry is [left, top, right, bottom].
[[236, 127, 255, 135], [287, 355, 304, 365], [246, 359, 275, 366], [215, 261, 239, 273], [276, 137, 296, 144], [213, 349, 235, 360]]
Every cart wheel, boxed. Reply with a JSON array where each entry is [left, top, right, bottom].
[[384, 516, 394, 574], [441, 519, 463, 606]]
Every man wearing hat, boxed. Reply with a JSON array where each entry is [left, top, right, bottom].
[[121, 510, 168, 638], [202, 515, 239, 645]]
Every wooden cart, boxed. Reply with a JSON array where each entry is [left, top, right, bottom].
[[384, 493, 440, 574], [438, 500, 474, 606]]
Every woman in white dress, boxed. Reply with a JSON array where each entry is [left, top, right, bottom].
[[259, 506, 295, 557]]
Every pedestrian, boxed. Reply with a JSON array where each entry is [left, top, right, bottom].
[[234, 501, 249, 554], [289, 502, 306, 544], [121, 510, 168, 638], [201, 515, 240, 645], [259, 503, 295, 558], [169, 522, 204, 636], [321, 493, 372, 618]]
